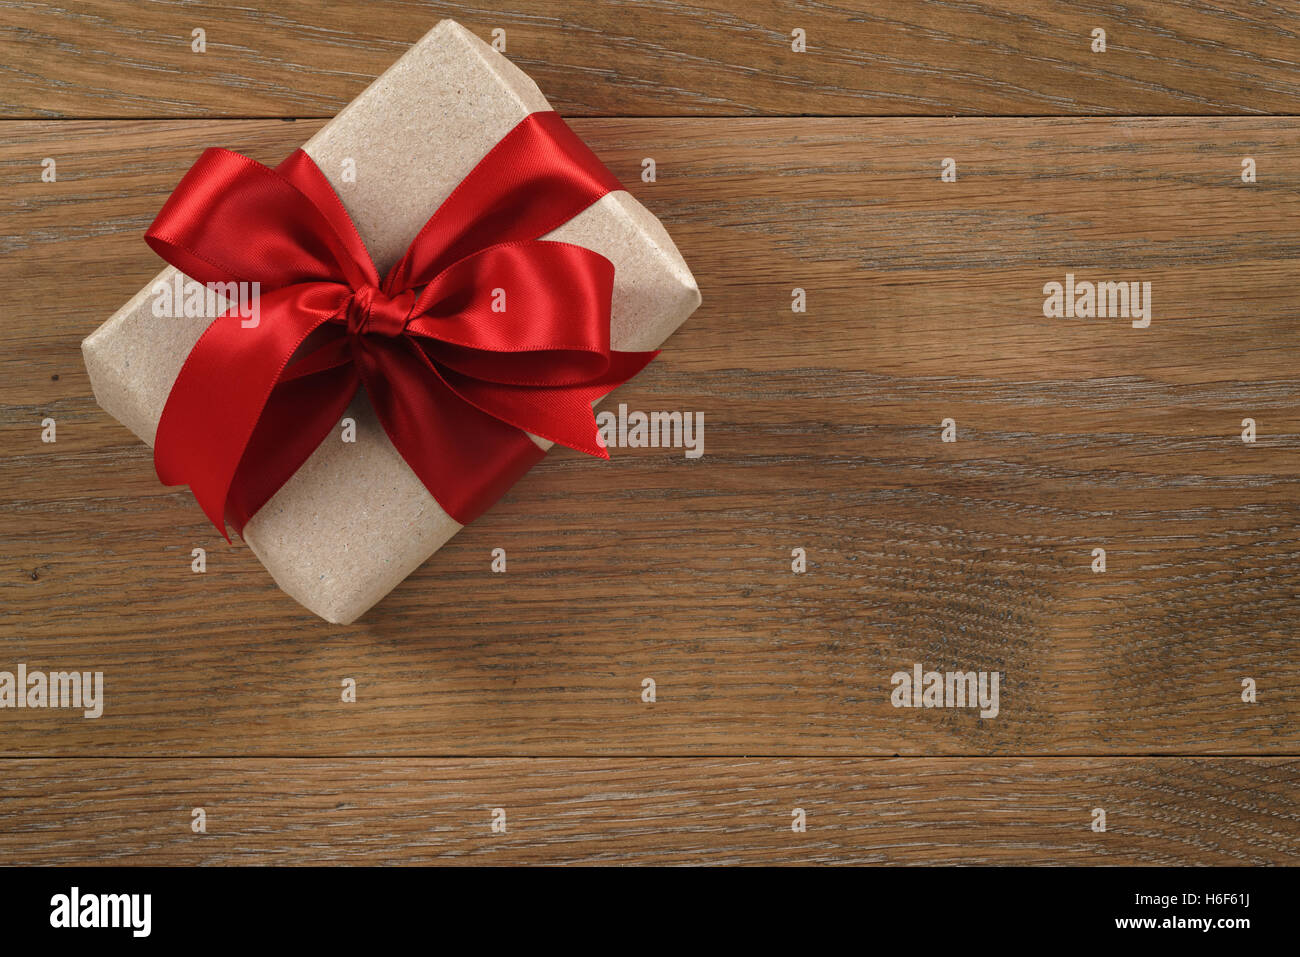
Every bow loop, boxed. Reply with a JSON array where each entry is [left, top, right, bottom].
[[146, 148, 378, 293], [147, 111, 652, 538], [383, 111, 624, 294], [404, 240, 617, 386]]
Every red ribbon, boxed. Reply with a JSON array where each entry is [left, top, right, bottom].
[[145, 111, 656, 538]]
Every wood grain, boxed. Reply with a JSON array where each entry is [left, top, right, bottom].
[[1, 117, 1296, 759], [3, 0, 1298, 867], [2, 1, 1299, 118], [0, 758, 1294, 864]]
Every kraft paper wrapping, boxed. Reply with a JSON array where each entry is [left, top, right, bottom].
[[81, 19, 702, 624]]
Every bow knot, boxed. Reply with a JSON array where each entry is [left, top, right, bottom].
[[145, 111, 659, 540], [344, 284, 412, 338]]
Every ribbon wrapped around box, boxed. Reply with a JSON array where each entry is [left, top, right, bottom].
[[81, 19, 702, 623]]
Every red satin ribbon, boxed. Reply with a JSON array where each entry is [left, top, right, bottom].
[[145, 111, 656, 538]]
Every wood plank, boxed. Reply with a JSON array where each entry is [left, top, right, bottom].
[[0, 757, 1294, 865], [3, 1, 1299, 118], [1, 117, 1297, 756]]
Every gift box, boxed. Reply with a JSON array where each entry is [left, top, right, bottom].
[[81, 19, 702, 624]]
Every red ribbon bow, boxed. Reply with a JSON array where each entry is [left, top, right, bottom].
[[145, 111, 656, 538]]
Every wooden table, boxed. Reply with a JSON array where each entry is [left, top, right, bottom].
[[1, 1, 1296, 865]]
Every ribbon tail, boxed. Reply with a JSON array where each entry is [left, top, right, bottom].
[[225, 339, 360, 533], [434, 348, 659, 457], [349, 336, 546, 525], [153, 283, 350, 538]]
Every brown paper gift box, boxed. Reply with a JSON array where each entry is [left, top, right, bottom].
[[81, 19, 702, 624]]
